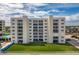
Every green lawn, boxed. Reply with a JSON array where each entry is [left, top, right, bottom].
[[6, 43, 79, 52]]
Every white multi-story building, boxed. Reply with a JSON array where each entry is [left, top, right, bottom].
[[11, 16, 65, 44], [0, 20, 5, 40]]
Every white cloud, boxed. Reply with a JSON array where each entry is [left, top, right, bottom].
[[29, 3, 47, 6], [48, 9, 65, 13], [65, 13, 79, 21], [1, 3, 24, 8], [34, 11, 48, 16]]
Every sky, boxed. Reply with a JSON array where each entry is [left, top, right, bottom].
[[0, 3, 79, 26]]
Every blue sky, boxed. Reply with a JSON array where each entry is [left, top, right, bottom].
[[0, 3, 79, 26]]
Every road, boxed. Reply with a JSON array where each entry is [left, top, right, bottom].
[[66, 35, 79, 49]]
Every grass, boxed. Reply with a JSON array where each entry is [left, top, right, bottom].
[[6, 43, 79, 53]]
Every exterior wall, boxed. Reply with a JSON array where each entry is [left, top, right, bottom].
[[11, 18, 18, 43], [23, 16, 29, 43], [11, 16, 65, 44], [58, 17, 65, 43], [47, 16, 65, 43], [28, 18, 48, 43], [47, 16, 53, 43], [0, 20, 5, 39]]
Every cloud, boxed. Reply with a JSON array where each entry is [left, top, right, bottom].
[[48, 9, 65, 13], [33, 11, 48, 16], [66, 13, 79, 21], [0, 3, 79, 26], [65, 13, 79, 26], [28, 3, 47, 6], [1, 3, 24, 9]]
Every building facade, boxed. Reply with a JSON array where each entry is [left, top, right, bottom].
[[0, 20, 5, 40], [11, 16, 65, 44]]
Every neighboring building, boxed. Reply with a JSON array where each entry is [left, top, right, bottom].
[[0, 20, 5, 40], [65, 26, 79, 35], [11, 16, 65, 44]]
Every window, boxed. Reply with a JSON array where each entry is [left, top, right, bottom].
[[33, 20, 38, 22], [61, 19, 64, 21], [18, 30, 23, 32], [0, 34, 2, 36], [12, 30, 15, 32], [33, 24, 38, 25], [61, 26, 64, 28], [29, 26, 32, 28], [45, 29, 47, 31], [61, 40, 64, 42], [18, 40, 23, 44], [53, 36, 58, 39], [45, 33, 47, 34], [17, 23, 23, 25], [12, 26, 15, 28], [29, 23, 31, 25], [45, 23, 47, 25], [29, 20, 32, 22], [45, 39, 47, 40], [53, 20, 58, 22], [29, 36, 32, 37], [39, 36, 43, 38], [39, 24, 43, 25], [53, 36, 59, 43], [53, 23, 58, 25], [61, 36, 64, 38], [0, 29, 2, 31], [33, 33, 38, 35], [39, 30, 43, 31], [33, 29, 38, 31], [39, 20, 43, 22], [12, 36, 15, 38], [33, 39, 38, 42], [61, 30, 64, 31], [39, 27, 43, 28], [29, 33, 31, 34], [18, 20, 22, 22], [53, 26, 58, 28], [29, 30, 31, 31], [18, 37, 23, 39], [45, 26, 47, 28], [18, 33, 22, 35], [12, 19, 15, 21], [29, 39, 32, 40], [34, 36, 38, 38], [61, 23, 64, 24], [18, 27, 23, 28], [45, 20, 47, 22], [53, 30, 58, 33], [12, 23, 15, 25], [39, 39, 43, 41], [39, 33, 43, 35], [45, 36, 47, 37]]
